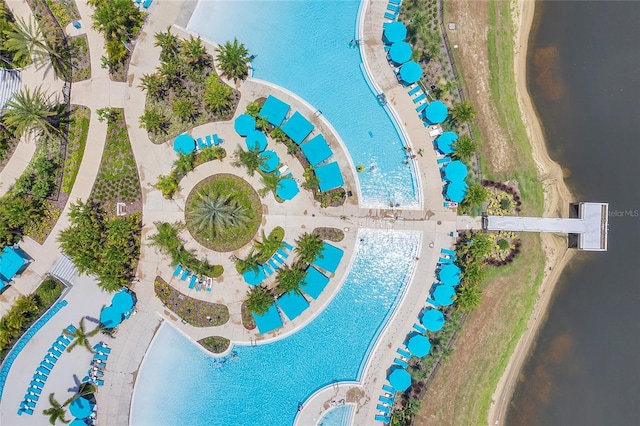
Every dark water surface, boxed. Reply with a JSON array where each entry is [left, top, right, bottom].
[[506, 1, 640, 425]]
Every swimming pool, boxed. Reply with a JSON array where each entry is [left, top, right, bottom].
[[318, 404, 354, 426], [130, 230, 420, 425], [187, 0, 420, 208]]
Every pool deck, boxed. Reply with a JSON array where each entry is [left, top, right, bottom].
[[0, 0, 463, 425]]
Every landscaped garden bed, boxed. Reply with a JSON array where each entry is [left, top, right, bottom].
[[68, 34, 91, 82], [185, 174, 262, 252], [312, 227, 344, 242], [198, 336, 230, 354], [155, 276, 229, 327]]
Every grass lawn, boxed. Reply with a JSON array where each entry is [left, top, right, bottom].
[[154, 276, 229, 327], [62, 106, 90, 193], [185, 174, 262, 252], [90, 109, 142, 214]]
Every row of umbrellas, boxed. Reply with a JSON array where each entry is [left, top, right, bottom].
[[383, 22, 423, 84], [235, 114, 282, 174], [442, 160, 468, 203]]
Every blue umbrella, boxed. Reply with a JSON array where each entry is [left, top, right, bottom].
[[99, 305, 122, 328], [258, 150, 280, 173], [399, 61, 422, 84], [69, 397, 91, 419], [443, 160, 468, 181], [439, 264, 461, 286], [173, 134, 195, 155], [425, 101, 448, 124], [70, 419, 87, 426], [387, 367, 412, 391], [112, 290, 134, 313], [234, 114, 256, 137], [421, 309, 445, 332], [242, 266, 266, 286], [383, 21, 407, 43], [245, 130, 267, 152], [407, 334, 431, 357], [276, 177, 300, 201], [445, 180, 468, 203], [431, 284, 456, 306], [436, 132, 458, 155], [389, 41, 412, 64]]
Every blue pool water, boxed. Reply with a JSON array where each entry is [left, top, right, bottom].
[[187, 0, 420, 208], [318, 405, 354, 426], [131, 230, 420, 425]]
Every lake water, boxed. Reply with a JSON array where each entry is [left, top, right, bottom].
[[507, 1, 640, 424]]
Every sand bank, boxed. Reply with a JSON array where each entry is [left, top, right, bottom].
[[487, 1, 576, 424]]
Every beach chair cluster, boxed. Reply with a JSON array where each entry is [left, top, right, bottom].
[[81, 342, 111, 388], [18, 323, 75, 416], [438, 248, 456, 264], [384, 0, 402, 21], [173, 264, 212, 292], [2, 299, 68, 402], [262, 241, 293, 278], [196, 133, 223, 150], [135, 0, 153, 9], [375, 384, 396, 423]]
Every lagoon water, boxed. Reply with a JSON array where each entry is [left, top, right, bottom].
[[507, 1, 640, 424]]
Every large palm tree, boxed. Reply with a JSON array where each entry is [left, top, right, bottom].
[[254, 229, 283, 260], [42, 393, 70, 425], [3, 16, 60, 68], [452, 134, 478, 162], [454, 283, 482, 311], [63, 317, 100, 353], [245, 285, 274, 315], [216, 38, 250, 81], [463, 183, 489, 210], [276, 263, 306, 296], [2, 86, 61, 139], [295, 233, 324, 264], [203, 75, 233, 114], [234, 249, 260, 274], [469, 232, 494, 262], [450, 101, 476, 125], [181, 35, 209, 68], [231, 147, 266, 176], [188, 190, 250, 240]]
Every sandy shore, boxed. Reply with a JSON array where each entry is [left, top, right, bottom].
[[488, 0, 576, 424]]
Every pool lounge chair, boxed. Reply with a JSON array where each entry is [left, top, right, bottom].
[[196, 138, 206, 149], [96, 379, 104, 386], [29, 380, 42, 388], [66, 325, 77, 334], [384, 11, 397, 20], [272, 254, 284, 266], [416, 103, 428, 113], [49, 348, 62, 357], [41, 360, 55, 370], [263, 263, 273, 276], [213, 134, 223, 145], [34, 373, 47, 382], [438, 257, 452, 264], [188, 275, 197, 289], [382, 384, 396, 394], [94, 353, 108, 361], [436, 157, 450, 164], [387, 4, 400, 12], [45, 354, 57, 364], [283, 241, 294, 251], [379, 395, 394, 405], [389, 0, 402, 5], [23, 400, 36, 408], [173, 264, 183, 276], [205, 135, 213, 146], [180, 270, 190, 281], [22, 407, 34, 415], [26, 393, 39, 402], [377, 404, 391, 414], [413, 323, 427, 334], [143, 0, 152, 8], [396, 348, 411, 359], [394, 358, 409, 369], [268, 259, 279, 270], [28, 386, 42, 395], [413, 93, 426, 104], [408, 85, 421, 96], [277, 248, 289, 259]]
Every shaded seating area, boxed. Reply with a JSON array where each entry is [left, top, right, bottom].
[[276, 176, 300, 201], [300, 267, 330, 300], [1, 299, 68, 401], [173, 133, 196, 155], [421, 308, 445, 332], [234, 114, 256, 137], [312, 242, 344, 275], [276, 291, 310, 321], [252, 303, 283, 334], [259, 95, 290, 127], [429, 284, 456, 307], [281, 111, 314, 145], [444, 179, 468, 203], [81, 342, 111, 388], [99, 289, 136, 329], [438, 263, 461, 286], [196, 133, 223, 149], [314, 161, 344, 192], [406, 333, 431, 357], [300, 134, 333, 166], [1, 246, 30, 288], [389, 41, 412, 64], [424, 100, 448, 125], [398, 61, 422, 85], [242, 265, 267, 286]]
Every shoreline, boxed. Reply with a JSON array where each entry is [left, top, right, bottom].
[[488, 0, 575, 424]]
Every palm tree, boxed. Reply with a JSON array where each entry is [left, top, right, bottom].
[[42, 393, 70, 425], [139, 108, 168, 135], [181, 35, 208, 68], [455, 283, 482, 311], [254, 229, 283, 260], [3, 16, 60, 68], [231, 147, 266, 176], [276, 263, 306, 296], [234, 249, 260, 274], [463, 183, 489, 209], [245, 285, 274, 315], [216, 38, 250, 81], [295, 233, 324, 264], [470, 232, 494, 262], [452, 134, 478, 162], [138, 73, 165, 100], [154, 27, 180, 61], [461, 259, 484, 285], [187, 191, 250, 240], [172, 97, 197, 123], [2, 86, 60, 139], [259, 172, 284, 197], [63, 317, 100, 353], [203, 75, 233, 114], [408, 11, 428, 40], [450, 102, 476, 125]]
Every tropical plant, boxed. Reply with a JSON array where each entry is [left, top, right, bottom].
[[216, 38, 250, 80], [455, 283, 482, 311], [269, 127, 287, 142], [154, 27, 180, 62], [2, 86, 62, 139], [2, 16, 59, 67], [153, 174, 180, 199], [63, 317, 100, 353], [408, 12, 428, 39], [139, 107, 168, 135], [172, 97, 197, 123], [275, 263, 306, 296], [470, 232, 494, 261], [450, 101, 476, 125], [187, 190, 250, 240], [259, 172, 283, 197], [203, 74, 233, 114], [461, 259, 484, 285], [234, 249, 260, 274], [452, 134, 478, 162], [181, 35, 208, 68], [295, 233, 323, 264], [463, 183, 489, 209], [231, 146, 266, 176], [244, 285, 274, 315], [254, 229, 283, 260], [246, 100, 262, 117], [139, 73, 165, 100], [42, 393, 70, 425], [302, 167, 320, 190]]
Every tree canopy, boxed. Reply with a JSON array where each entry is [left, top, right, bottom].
[[216, 38, 250, 81]]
